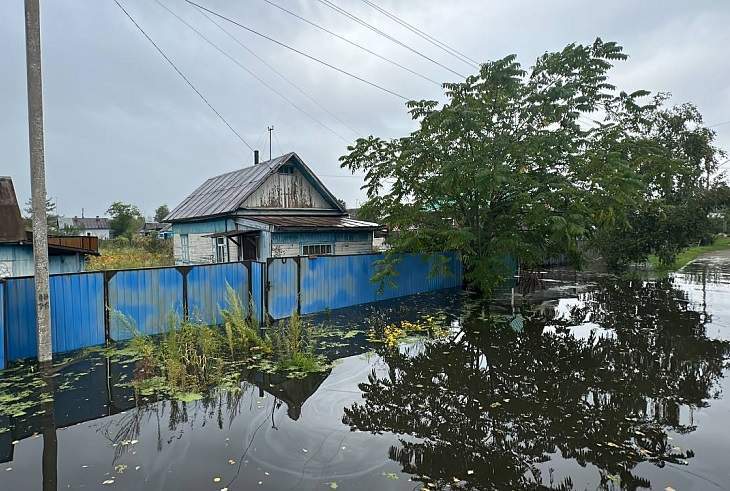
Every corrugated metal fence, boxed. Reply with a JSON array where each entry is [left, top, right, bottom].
[[0, 253, 462, 367], [267, 252, 463, 320]]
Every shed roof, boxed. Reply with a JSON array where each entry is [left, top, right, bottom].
[[166, 152, 345, 222], [73, 217, 111, 230], [247, 215, 379, 231], [0, 177, 26, 243]]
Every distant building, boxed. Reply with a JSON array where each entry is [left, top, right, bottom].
[[75, 217, 111, 239], [0, 177, 99, 278], [165, 152, 379, 265], [138, 221, 172, 239]]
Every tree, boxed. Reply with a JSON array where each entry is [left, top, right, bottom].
[[341, 39, 650, 292], [154, 204, 170, 223], [588, 98, 728, 268], [107, 202, 143, 241], [24, 196, 58, 232]]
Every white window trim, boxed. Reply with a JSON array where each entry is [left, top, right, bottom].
[[214, 236, 226, 263], [180, 234, 190, 263], [301, 243, 333, 256]]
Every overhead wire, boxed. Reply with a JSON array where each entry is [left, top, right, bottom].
[[185, 0, 411, 100], [258, 0, 441, 86], [359, 0, 479, 68], [314, 0, 466, 78], [154, 0, 349, 142], [196, 7, 361, 137], [708, 119, 730, 128], [112, 0, 254, 150]]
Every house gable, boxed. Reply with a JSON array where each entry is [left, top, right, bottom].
[[240, 164, 335, 210]]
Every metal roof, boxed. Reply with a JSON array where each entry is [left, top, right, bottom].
[[0, 177, 26, 243], [166, 152, 345, 222], [248, 215, 380, 231], [73, 217, 111, 230]]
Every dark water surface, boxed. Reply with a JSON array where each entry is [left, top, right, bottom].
[[2, 252, 730, 490]]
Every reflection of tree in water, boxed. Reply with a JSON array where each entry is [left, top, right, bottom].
[[343, 278, 730, 490]]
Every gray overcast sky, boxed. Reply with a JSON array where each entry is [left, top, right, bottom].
[[1, 0, 729, 218]]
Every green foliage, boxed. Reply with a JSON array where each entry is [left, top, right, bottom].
[[340, 38, 729, 290], [107, 201, 144, 241], [267, 311, 326, 374], [154, 204, 170, 223], [220, 284, 270, 356]]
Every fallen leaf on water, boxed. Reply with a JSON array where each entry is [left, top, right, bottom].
[[102, 480, 115, 485], [329, 482, 338, 489], [213, 477, 221, 483], [228, 459, 236, 465], [665, 487, 676, 491]]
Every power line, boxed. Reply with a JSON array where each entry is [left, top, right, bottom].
[[259, 0, 441, 86], [708, 119, 730, 128], [154, 0, 349, 142], [112, 0, 253, 151], [196, 7, 361, 137], [315, 0, 466, 79], [359, 0, 479, 68], [185, 0, 411, 100]]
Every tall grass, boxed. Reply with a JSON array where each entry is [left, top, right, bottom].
[[268, 311, 325, 373], [118, 285, 325, 398]]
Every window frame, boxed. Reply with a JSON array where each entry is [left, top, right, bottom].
[[214, 236, 226, 263], [180, 234, 190, 263], [301, 243, 333, 256]]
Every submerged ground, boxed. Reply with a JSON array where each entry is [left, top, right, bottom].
[[1, 251, 730, 490]]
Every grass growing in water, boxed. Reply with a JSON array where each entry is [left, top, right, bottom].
[[268, 311, 327, 375], [120, 287, 326, 398]]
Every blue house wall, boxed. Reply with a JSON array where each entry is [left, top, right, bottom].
[[0, 244, 85, 278]]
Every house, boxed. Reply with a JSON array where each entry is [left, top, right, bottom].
[[0, 177, 99, 278], [58, 216, 112, 239], [165, 152, 379, 264], [138, 221, 173, 239]]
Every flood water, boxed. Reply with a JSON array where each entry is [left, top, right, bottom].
[[2, 251, 730, 490]]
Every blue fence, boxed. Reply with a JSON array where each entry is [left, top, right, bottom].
[[268, 252, 463, 320], [0, 283, 4, 370], [0, 253, 462, 365]]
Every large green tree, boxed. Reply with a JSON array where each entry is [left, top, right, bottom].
[[341, 39, 647, 292], [341, 39, 728, 290], [107, 201, 143, 241], [154, 204, 170, 223]]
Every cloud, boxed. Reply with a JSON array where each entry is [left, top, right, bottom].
[[1, 0, 728, 217]]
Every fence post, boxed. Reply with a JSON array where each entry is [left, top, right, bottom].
[[175, 266, 191, 321], [0, 280, 6, 370], [102, 270, 117, 345], [294, 256, 302, 316]]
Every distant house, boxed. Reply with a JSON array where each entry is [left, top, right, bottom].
[[0, 177, 99, 278], [165, 152, 379, 265], [138, 222, 173, 239]]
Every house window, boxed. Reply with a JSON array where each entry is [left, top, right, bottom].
[[302, 243, 333, 256], [181, 234, 190, 263], [214, 237, 226, 263], [278, 165, 294, 175]]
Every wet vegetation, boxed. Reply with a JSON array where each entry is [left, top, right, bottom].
[[1, 265, 730, 490]]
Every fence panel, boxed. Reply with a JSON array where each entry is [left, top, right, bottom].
[[297, 252, 463, 318], [187, 262, 248, 325], [0, 283, 5, 370], [108, 268, 183, 341], [4, 273, 104, 361], [267, 258, 299, 320], [250, 261, 265, 325], [50, 273, 105, 354]]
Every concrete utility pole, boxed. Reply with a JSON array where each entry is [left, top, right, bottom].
[[24, 0, 53, 363], [267, 125, 274, 160]]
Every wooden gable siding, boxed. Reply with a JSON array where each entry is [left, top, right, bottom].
[[240, 167, 334, 209]]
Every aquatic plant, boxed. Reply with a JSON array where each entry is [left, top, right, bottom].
[[267, 311, 326, 374], [220, 284, 270, 357]]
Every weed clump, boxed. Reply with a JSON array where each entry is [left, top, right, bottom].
[[268, 311, 327, 375]]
